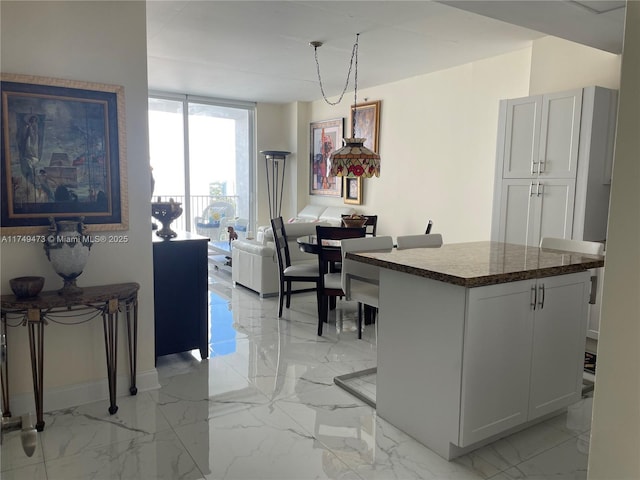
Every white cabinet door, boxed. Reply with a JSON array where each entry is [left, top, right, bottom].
[[502, 96, 542, 179], [529, 272, 590, 419], [460, 273, 590, 446], [538, 89, 583, 178], [497, 179, 536, 246], [501, 89, 582, 180], [532, 178, 576, 244], [497, 178, 575, 247], [459, 280, 534, 447]]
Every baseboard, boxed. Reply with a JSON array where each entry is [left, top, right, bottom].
[[5, 369, 160, 417]]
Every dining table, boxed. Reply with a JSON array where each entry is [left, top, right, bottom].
[[296, 235, 341, 255]]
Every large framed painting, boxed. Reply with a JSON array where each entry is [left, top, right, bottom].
[[351, 100, 380, 152], [309, 118, 343, 197], [1, 74, 128, 234]]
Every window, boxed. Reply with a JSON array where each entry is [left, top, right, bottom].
[[148, 94, 255, 239]]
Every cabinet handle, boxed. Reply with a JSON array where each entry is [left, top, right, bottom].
[[536, 182, 543, 197], [529, 183, 534, 197], [531, 285, 537, 310], [538, 284, 545, 309], [589, 275, 598, 304], [538, 159, 545, 174], [531, 160, 540, 175]]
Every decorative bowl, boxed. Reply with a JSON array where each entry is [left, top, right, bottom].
[[9, 276, 45, 299], [342, 215, 367, 228], [151, 200, 183, 238]]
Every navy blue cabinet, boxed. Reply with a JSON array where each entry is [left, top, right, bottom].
[[153, 232, 209, 361]]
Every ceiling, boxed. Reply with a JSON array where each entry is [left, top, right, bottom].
[[146, 0, 625, 104]]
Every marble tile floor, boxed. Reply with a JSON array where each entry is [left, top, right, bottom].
[[0, 269, 594, 480]]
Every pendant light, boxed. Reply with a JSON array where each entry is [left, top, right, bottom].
[[311, 34, 380, 178]]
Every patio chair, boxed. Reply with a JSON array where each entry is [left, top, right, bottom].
[[194, 201, 235, 241]]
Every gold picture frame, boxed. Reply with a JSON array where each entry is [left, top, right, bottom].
[[1, 73, 128, 234], [351, 100, 380, 152], [309, 118, 343, 197], [344, 177, 362, 205]]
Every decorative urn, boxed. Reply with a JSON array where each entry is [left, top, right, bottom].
[[43, 217, 92, 295]]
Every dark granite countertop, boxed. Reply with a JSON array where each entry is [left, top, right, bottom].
[[346, 241, 605, 287]]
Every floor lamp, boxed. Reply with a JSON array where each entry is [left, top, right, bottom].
[[260, 150, 290, 219]]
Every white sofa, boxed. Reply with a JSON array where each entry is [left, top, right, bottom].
[[289, 204, 355, 225], [255, 204, 355, 242], [232, 205, 354, 297]]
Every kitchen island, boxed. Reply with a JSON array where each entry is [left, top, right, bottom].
[[347, 241, 604, 460]]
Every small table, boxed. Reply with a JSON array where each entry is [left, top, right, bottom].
[[209, 240, 233, 273], [1, 282, 139, 431]]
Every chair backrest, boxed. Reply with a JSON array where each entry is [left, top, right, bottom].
[[341, 236, 393, 296], [341, 214, 378, 236], [271, 217, 293, 273], [396, 233, 443, 250], [315, 225, 366, 279], [540, 237, 604, 255]]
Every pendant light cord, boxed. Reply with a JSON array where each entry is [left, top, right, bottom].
[[313, 33, 360, 114], [352, 34, 359, 138]]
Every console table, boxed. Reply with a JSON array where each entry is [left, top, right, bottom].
[[0, 282, 139, 431]]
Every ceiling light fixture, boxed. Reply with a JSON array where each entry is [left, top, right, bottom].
[[310, 34, 380, 178]]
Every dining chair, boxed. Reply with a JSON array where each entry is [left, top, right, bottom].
[[315, 225, 366, 336], [539, 237, 604, 255], [396, 233, 443, 250], [341, 236, 394, 338], [341, 214, 378, 236], [271, 216, 321, 318]]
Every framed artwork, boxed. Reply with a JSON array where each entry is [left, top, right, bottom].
[[351, 100, 381, 152], [344, 177, 362, 205], [309, 118, 343, 197], [1, 74, 128, 234]]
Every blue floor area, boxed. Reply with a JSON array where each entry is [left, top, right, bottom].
[[209, 290, 236, 357]]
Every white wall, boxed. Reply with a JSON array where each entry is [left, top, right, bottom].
[[255, 103, 291, 229], [302, 48, 534, 242], [0, 1, 156, 411], [529, 36, 621, 95], [588, 2, 640, 478]]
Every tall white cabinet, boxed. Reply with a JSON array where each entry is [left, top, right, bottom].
[[491, 86, 617, 338], [491, 86, 617, 246]]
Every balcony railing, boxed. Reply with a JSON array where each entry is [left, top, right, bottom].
[[153, 194, 239, 233]]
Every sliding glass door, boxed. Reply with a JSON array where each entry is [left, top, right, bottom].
[[148, 94, 255, 239]]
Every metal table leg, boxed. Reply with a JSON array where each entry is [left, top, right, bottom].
[[26, 309, 45, 431], [334, 367, 377, 409], [102, 299, 118, 415], [1, 313, 10, 418], [125, 298, 138, 395]]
